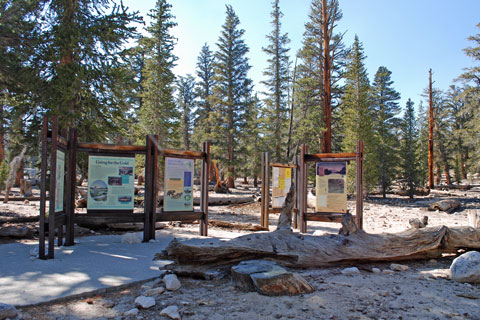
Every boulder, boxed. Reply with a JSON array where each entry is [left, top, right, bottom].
[[144, 287, 165, 296], [160, 305, 181, 320], [450, 251, 480, 284], [231, 260, 314, 296], [134, 296, 155, 309], [0, 303, 17, 320], [164, 274, 181, 291]]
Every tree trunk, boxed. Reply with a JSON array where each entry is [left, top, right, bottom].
[[157, 213, 480, 269], [322, 0, 332, 153]]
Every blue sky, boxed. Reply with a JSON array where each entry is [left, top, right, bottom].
[[118, 0, 480, 110]]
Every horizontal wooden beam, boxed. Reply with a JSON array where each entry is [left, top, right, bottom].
[[305, 152, 356, 162], [162, 149, 205, 160], [77, 142, 146, 153], [75, 213, 145, 224], [306, 213, 355, 223], [269, 163, 298, 169], [156, 211, 203, 222]]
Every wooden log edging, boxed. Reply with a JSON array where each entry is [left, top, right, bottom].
[[156, 214, 480, 269]]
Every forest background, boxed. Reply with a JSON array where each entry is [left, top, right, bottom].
[[1, 0, 480, 198]]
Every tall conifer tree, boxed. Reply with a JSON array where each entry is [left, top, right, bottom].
[[261, 0, 290, 162], [400, 99, 419, 199], [371, 66, 401, 197], [175, 74, 195, 150], [139, 0, 178, 147], [210, 5, 252, 188], [340, 35, 378, 192]]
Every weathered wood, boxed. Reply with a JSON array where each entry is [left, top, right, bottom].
[[77, 142, 146, 153], [304, 152, 356, 162], [209, 220, 268, 232], [39, 116, 48, 259], [157, 213, 480, 269], [428, 199, 460, 213], [0, 216, 39, 225], [162, 148, 205, 160], [269, 163, 297, 169]]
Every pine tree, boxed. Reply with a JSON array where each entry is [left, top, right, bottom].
[[293, 0, 345, 153], [193, 43, 215, 148], [43, 0, 140, 141], [175, 74, 195, 150], [340, 35, 378, 192], [261, 0, 290, 162], [400, 99, 418, 199], [138, 0, 178, 147], [458, 23, 480, 173], [210, 5, 252, 188], [371, 66, 401, 198], [416, 101, 429, 186]]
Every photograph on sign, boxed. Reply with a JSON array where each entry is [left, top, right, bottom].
[[54, 150, 65, 212], [164, 157, 194, 212], [315, 162, 347, 213], [272, 167, 292, 208], [87, 155, 135, 210]]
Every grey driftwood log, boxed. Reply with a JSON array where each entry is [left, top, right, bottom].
[[156, 213, 480, 269]]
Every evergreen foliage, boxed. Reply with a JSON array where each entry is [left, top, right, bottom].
[[175, 74, 195, 150], [210, 5, 252, 188], [400, 99, 419, 198], [371, 66, 401, 197], [261, 0, 290, 162], [340, 35, 378, 193], [138, 0, 178, 148]]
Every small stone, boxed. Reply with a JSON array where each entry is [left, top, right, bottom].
[[121, 232, 141, 244], [160, 305, 181, 320], [0, 303, 17, 320], [382, 269, 395, 275], [341, 267, 360, 276], [372, 267, 381, 274], [124, 308, 139, 316], [390, 263, 409, 272], [378, 290, 390, 297], [144, 287, 165, 296], [101, 300, 115, 308], [164, 274, 182, 291], [134, 296, 156, 309], [429, 259, 437, 264]]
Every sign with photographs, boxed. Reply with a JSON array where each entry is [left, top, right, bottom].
[[272, 167, 292, 208], [164, 157, 194, 212], [54, 150, 65, 213], [87, 155, 135, 210], [315, 162, 347, 213]]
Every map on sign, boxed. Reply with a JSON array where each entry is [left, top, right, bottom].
[[315, 162, 347, 213]]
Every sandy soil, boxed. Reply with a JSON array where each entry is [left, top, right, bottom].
[[1, 183, 480, 320]]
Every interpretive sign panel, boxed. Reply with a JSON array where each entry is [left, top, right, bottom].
[[54, 150, 65, 212], [164, 157, 194, 212], [87, 155, 135, 210], [315, 162, 347, 213], [272, 167, 292, 208]]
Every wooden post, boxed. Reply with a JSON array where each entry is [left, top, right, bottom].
[[48, 116, 58, 258], [264, 153, 270, 228], [65, 128, 77, 246], [300, 144, 307, 233], [144, 135, 153, 242], [200, 141, 210, 236], [428, 69, 434, 190], [39, 116, 48, 259], [356, 141, 364, 230], [151, 135, 158, 239], [293, 155, 299, 230], [260, 152, 267, 228]]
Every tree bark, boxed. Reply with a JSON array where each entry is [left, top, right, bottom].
[[157, 213, 480, 269]]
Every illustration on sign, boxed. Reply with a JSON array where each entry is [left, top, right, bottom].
[[87, 156, 135, 210], [164, 157, 194, 212], [315, 162, 347, 213], [272, 167, 292, 208], [54, 150, 65, 212]]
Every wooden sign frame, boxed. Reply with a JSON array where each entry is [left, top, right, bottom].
[[298, 141, 364, 233], [260, 152, 298, 229], [39, 116, 210, 260]]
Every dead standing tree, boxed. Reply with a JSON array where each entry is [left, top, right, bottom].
[[3, 146, 27, 203]]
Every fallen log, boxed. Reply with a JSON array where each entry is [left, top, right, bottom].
[[156, 214, 480, 269], [209, 220, 268, 232], [428, 199, 460, 213]]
